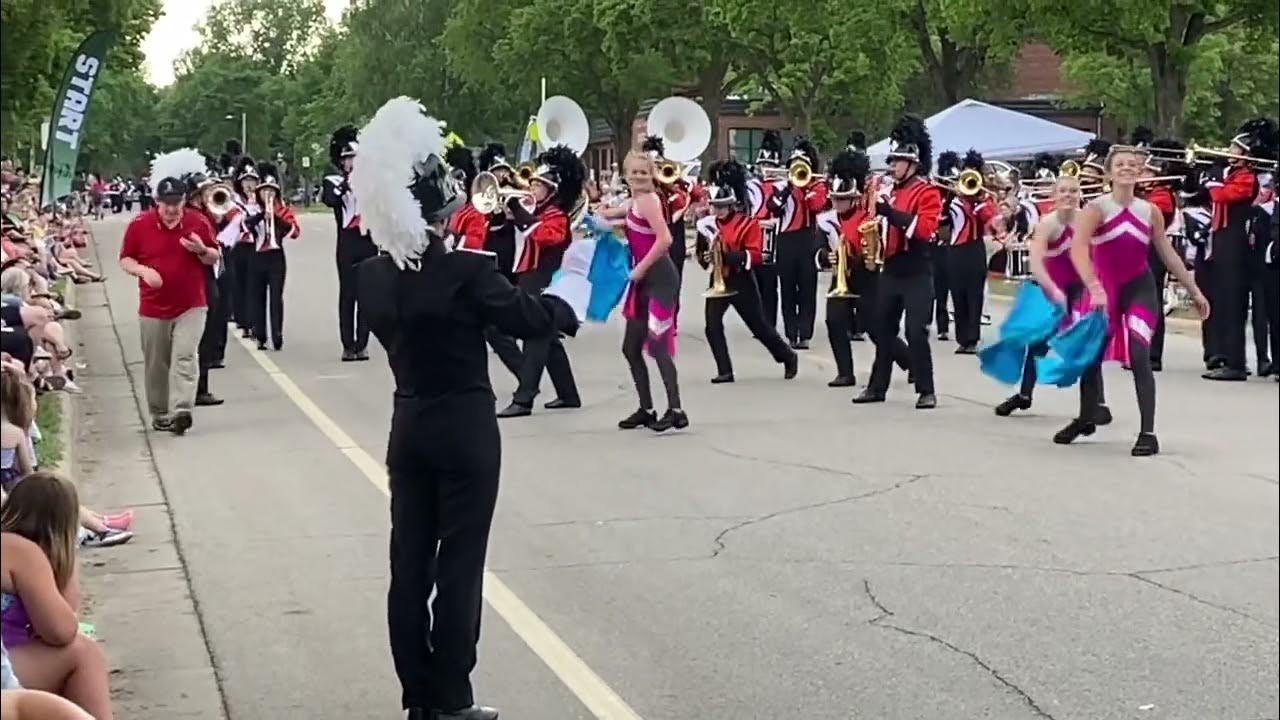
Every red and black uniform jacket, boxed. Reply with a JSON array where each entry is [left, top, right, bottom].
[[320, 173, 361, 238], [447, 202, 489, 251], [767, 178, 830, 234], [247, 202, 300, 252], [696, 211, 763, 278], [509, 198, 569, 288], [1207, 165, 1256, 234], [950, 194, 996, 246], [836, 206, 873, 259], [878, 174, 943, 277]]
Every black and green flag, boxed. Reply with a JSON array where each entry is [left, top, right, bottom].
[[41, 31, 113, 207]]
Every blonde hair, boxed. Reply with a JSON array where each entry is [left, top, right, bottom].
[[623, 150, 657, 174], [0, 267, 31, 297], [0, 366, 36, 430], [1, 472, 81, 590]]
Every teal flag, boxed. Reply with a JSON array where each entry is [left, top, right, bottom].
[[41, 31, 113, 207]]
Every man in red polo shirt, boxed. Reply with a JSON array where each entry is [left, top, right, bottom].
[[119, 176, 220, 434]]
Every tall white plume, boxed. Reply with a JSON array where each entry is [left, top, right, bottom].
[[149, 148, 208, 195], [351, 96, 447, 270]]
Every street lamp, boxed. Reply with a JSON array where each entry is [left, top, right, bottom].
[[224, 113, 247, 154]]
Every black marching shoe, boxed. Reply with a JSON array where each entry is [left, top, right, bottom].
[[618, 408, 657, 430], [783, 351, 799, 379], [170, 410, 193, 436], [1205, 356, 1226, 371], [406, 706, 500, 720], [937, 331, 950, 342], [1257, 362, 1275, 378], [241, 327, 254, 339], [273, 337, 284, 351], [710, 373, 735, 384], [828, 375, 856, 388], [915, 393, 937, 410], [1053, 417, 1096, 445], [1093, 404, 1114, 426], [342, 348, 358, 362], [209, 358, 225, 369], [955, 344, 978, 355], [354, 348, 370, 361], [1201, 367, 1247, 381], [1131, 432, 1160, 457], [651, 409, 689, 432], [994, 394, 1031, 417], [794, 338, 810, 350], [850, 332, 866, 342], [256, 339, 268, 351], [195, 393, 224, 407], [788, 338, 802, 350], [851, 389, 886, 404], [544, 397, 581, 410], [1150, 359, 1162, 372], [496, 402, 532, 418]]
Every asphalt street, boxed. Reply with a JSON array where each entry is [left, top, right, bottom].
[[87, 210, 1278, 720]]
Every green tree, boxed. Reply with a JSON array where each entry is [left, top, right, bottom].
[[192, 0, 327, 75], [902, 0, 1028, 110], [1034, 0, 1279, 136]]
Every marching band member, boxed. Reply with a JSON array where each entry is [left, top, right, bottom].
[[322, 125, 376, 362], [748, 130, 785, 329], [767, 137, 828, 349], [1258, 168, 1279, 381], [1138, 135, 1182, 371], [852, 114, 943, 409], [475, 143, 525, 378], [183, 170, 226, 407], [1065, 145, 1209, 456], [820, 147, 910, 387], [351, 96, 581, 720], [1186, 118, 1271, 381], [1253, 169, 1277, 378], [931, 150, 961, 342], [229, 157, 260, 339], [947, 150, 997, 354], [697, 158, 798, 384], [445, 145, 487, 251], [244, 163, 300, 351], [496, 146, 583, 418]]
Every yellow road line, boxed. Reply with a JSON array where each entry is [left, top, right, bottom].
[[235, 335, 643, 719]]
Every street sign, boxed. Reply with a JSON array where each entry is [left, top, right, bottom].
[[301, 156, 311, 168]]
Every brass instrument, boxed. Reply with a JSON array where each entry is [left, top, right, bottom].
[[857, 219, 883, 271], [515, 163, 537, 187], [955, 168, 986, 196], [788, 159, 824, 188], [1059, 159, 1081, 177], [657, 160, 682, 185], [204, 182, 235, 218], [827, 236, 856, 298], [1184, 141, 1278, 169], [263, 190, 278, 249], [1134, 174, 1188, 186], [702, 237, 737, 298], [760, 166, 788, 181], [471, 171, 533, 215]]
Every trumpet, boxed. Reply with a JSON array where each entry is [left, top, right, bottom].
[[702, 238, 737, 298], [204, 182, 235, 218], [263, 191, 278, 249], [471, 171, 533, 215], [1184, 142, 1278, 169], [656, 160, 682, 185], [1059, 159, 1081, 177], [935, 168, 993, 197], [789, 160, 824, 188]]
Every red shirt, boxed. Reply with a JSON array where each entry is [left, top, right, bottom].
[[514, 204, 569, 274], [715, 212, 764, 271], [883, 175, 942, 271], [953, 194, 996, 245], [770, 179, 830, 232], [119, 208, 218, 320], [448, 203, 489, 250], [837, 207, 873, 256], [1142, 185, 1176, 227], [1207, 166, 1256, 232]]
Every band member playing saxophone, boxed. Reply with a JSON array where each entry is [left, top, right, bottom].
[[697, 158, 798, 383]]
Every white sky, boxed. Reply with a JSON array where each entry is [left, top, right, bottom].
[[142, 0, 350, 86]]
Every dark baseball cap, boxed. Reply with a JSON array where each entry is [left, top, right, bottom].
[[156, 176, 186, 203]]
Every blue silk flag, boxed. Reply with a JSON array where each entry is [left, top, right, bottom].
[[1035, 311, 1108, 387], [581, 214, 630, 322], [978, 282, 1064, 385]]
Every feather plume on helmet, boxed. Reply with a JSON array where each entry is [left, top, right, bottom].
[[704, 158, 749, 210], [756, 130, 784, 166], [935, 151, 961, 180], [961, 149, 985, 171], [1033, 152, 1059, 180], [788, 136, 821, 171], [1146, 137, 1186, 174], [532, 145, 586, 214], [149, 148, 208, 195], [350, 96, 463, 270], [478, 142, 511, 173], [845, 131, 867, 153], [828, 148, 870, 199], [886, 114, 932, 175], [444, 145, 477, 197], [1083, 139, 1112, 162], [1232, 117, 1279, 159], [641, 135, 666, 161], [329, 125, 359, 169], [1129, 125, 1154, 149]]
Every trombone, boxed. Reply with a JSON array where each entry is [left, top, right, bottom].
[[788, 159, 824, 188], [1184, 141, 1277, 169]]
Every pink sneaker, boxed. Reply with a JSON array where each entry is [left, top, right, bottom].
[[102, 510, 134, 530]]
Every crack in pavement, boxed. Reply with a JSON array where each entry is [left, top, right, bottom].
[[862, 580, 1058, 720], [709, 474, 930, 559], [1132, 555, 1280, 576], [529, 514, 753, 528], [1124, 573, 1276, 628], [708, 444, 875, 479]]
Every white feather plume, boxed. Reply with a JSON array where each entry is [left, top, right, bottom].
[[351, 96, 446, 270], [149, 148, 208, 194]]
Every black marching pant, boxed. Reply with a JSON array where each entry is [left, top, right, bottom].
[[1209, 238, 1250, 371], [510, 273, 578, 406], [754, 264, 779, 330], [947, 241, 987, 348], [1247, 257, 1271, 367], [1149, 256, 1168, 364], [231, 244, 255, 330], [868, 271, 935, 395], [337, 235, 378, 353], [828, 269, 911, 380], [1264, 264, 1280, 371], [197, 270, 220, 396], [248, 250, 286, 344], [775, 229, 818, 342], [485, 269, 525, 378], [705, 273, 792, 376], [387, 400, 499, 712], [216, 253, 236, 340], [932, 243, 951, 335]]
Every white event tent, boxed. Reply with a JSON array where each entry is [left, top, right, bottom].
[[866, 99, 1096, 169]]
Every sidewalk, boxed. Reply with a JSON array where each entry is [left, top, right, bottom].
[[69, 271, 225, 718]]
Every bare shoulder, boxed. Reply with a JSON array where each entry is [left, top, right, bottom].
[[1, 532, 40, 565], [1, 422, 24, 444]]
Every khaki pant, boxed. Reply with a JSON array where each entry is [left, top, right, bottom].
[[139, 307, 207, 420]]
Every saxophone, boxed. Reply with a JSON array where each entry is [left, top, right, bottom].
[[858, 174, 884, 272]]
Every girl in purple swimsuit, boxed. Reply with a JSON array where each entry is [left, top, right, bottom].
[[1066, 145, 1210, 456]]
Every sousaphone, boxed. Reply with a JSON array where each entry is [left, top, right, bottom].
[[646, 96, 711, 164], [535, 96, 590, 155]]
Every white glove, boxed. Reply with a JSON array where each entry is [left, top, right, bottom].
[[543, 236, 597, 323], [695, 214, 718, 242]]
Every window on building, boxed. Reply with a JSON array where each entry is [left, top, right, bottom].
[[729, 129, 765, 164]]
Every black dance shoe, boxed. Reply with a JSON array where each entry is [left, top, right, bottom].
[[828, 375, 856, 388], [544, 397, 581, 410], [955, 344, 978, 355], [496, 402, 532, 419], [915, 393, 937, 410], [851, 390, 886, 404], [1131, 432, 1160, 457], [1053, 418, 1096, 445], [994, 394, 1031, 417], [1093, 404, 1114, 426], [1201, 367, 1247, 381], [710, 373, 735, 384], [850, 332, 866, 342], [618, 408, 657, 429], [406, 706, 500, 720], [1150, 359, 1163, 372], [794, 339, 810, 350], [256, 339, 268, 351], [273, 337, 284, 351], [341, 348, 357, 362], [783, 351, 799, 379], [652, 409, 689, 432], [195, 393, 224, 407]]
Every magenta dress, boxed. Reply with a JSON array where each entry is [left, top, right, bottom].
[[622, 203, 680, 356], [1077, 195, 1160, 364]]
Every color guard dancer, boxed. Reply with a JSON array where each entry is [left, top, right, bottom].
[[768, 138, 828, 349], [322, 125, 376, 361], [853, 114, 943, 409], [696, 158, 798, 383], [1065, 145, 1209, 456]]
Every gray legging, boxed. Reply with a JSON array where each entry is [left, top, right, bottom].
[[622, 258, 681, 411], [1079, 271, 1160, 433]]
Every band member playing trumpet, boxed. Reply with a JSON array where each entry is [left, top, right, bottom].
[[229, 157, 260, 339], [445, 145, 488, 250], [322, 125, 376, 362], [244, 163, 300, 351], [184, 170, 227, 407], [931, 150, 962, 342], [496, 146, 583, 418], [946, 150, 997, 354], [767, 137, 828, 349], [475, 143, 526, 378], [819, 147, 910, 387], [696, 159, 798, 384], [853, 114, 943, 409], [748, 130, 785, 329]]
